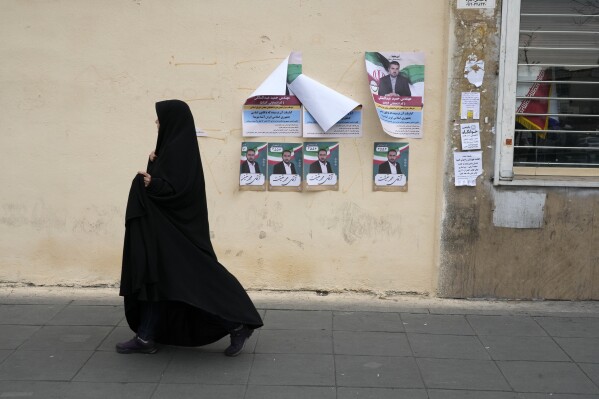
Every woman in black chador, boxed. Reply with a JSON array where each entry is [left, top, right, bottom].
[[118, 99, 263, 356]]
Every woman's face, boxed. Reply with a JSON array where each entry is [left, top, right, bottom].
[[155, 119, 160, 132]]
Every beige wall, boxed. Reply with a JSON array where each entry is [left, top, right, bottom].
[[1, 0, 449, 294]]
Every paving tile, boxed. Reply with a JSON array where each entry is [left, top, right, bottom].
[[20, 325, 112, 350], [0, 381, 156, 399], [580, 363, 599, 387], [0, 325, 40, 349], [497, 361, 599, 394], [417, 358, 510, 390], [428, 390, 519, 399], [429, 308, 518, 316], [73, 351, 171, 383], [0, 350, 11, 364], [0, 296, 71, 305], [335, 355, 423, 388], [161, 351, 252, 384], [535, 317, 599, 338], [256, 328, 332, 354], [245, 385, 336, 399], [153, 383, 245, 398], [47, 305, 124, 326], [529, 311, 599, 319], [0, 350, 92, 381], [262, 310, 332, 330], [467, 315, 547, 336], [63, 382, 156, 398], [71, 297, 124, 306], [334, 331, 411, 356], [401, 314, 474, 335], [408, 333, 490, 359], [518, 394, 599, 399], [333, 311, 403, 332], [480, 335, 570, 361], [0, 381, 70, 398], [337, 387, 427, 398], [554, 337, 599, 363], [0, 304, 65, 325], [249, 354, 335, 386]]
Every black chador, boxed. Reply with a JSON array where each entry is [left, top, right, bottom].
[[119, 100, 262, 349]]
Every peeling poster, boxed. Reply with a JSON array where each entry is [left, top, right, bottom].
[[464, 54, 484, 87]]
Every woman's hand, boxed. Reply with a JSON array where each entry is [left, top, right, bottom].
[[149, 151, 157, 162], [138, 171, 152, 187]]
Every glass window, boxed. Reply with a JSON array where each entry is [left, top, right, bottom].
[[495, 0, 599, 185]]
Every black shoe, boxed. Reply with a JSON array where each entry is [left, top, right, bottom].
[[224, 325, 253, 357], [116, 335, 158, 354]]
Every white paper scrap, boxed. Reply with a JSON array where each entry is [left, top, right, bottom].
[[250, 56, 290, 97], [464, 54, 485, 87], [457, 0, 496, 8], [288, 74, 360, 132]]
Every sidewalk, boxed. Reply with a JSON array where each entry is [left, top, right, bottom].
[[0, 287, 598, 398]]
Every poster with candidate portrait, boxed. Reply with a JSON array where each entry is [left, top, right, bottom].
[[239, 142, 267, 191], [365, 52, 425, 138], [242, 53, 303, 137], [303, 142, 339, 191], [373, 142, 409, 192], [267, 143, 303, 192]]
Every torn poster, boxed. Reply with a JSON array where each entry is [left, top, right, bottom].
[[242, 52, 303, 137], [288, 74, 360, 134], [373, 142, 409, 192], [303, 142, 339, 191], [303, 106, 362, 138], [365, 51, 425, 138], [195, 127, 207, 137], [454, 151, 483, 186], [464, 54, 484, 87], [243, 51, 361, 137], [267, 142, 303, 191], [239, 142, 267, 191]]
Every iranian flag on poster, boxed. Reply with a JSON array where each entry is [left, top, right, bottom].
[[365, 52, 425, 138], [365, 52, 425, 98]]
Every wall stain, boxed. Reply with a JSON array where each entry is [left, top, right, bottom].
[[332, 202, 401, 244], [286, 237, 304, 249]]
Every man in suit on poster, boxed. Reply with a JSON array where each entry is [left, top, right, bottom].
[[378, 61, 411, 97], [378, 149, 403, 175], [240, 148, 261, 174], [273, 150, 297, 174], [309, 149, 334, 173]]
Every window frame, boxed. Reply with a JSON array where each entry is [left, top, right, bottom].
[[493, 0, 599, 187]]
